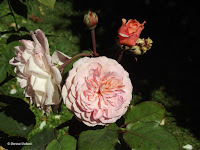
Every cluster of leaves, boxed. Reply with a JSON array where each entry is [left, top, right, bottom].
[[76, 101, 179, 150], [0, 95, 179, 150]]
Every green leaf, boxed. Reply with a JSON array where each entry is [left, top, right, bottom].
[[9, 0, 28, 19], [46, 140, 61, 149], [37, 0, 56, 8], [5, 41, 19, 60], [123, 122, 179, 150], [0, 63, 7, 83], [0, 95, 35, 137], [81, 50, 93, 55], [0, 41, 19, 82], [59, 135, 76, 150], [78, 127, 118, 150], [107, 123, 120, 131], [45, 135, 77, 150], [125, 101, 165, 124], [22, 128, 56, 150]]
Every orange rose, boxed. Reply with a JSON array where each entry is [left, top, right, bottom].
[[118, 18, 146, 46]]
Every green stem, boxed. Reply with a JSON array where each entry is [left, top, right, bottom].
[[0, 12, 12, 19], [7, 0, 19, 32], [117, 46, 125, 63], [58, 53, 92, 70], [91, 29, 99, 56]]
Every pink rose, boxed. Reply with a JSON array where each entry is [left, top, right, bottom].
[[9, 29, 70, 114], [62, 56, 133, 126]]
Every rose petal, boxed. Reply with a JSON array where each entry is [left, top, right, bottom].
[[28, 57, 50, 77], [35, 29, 50, 54], [93, 109, 103, 120], [19, 40, 34, 50], [22, 49, 32, 62], [51, 66, 62, 85], [52, 51, 71, 65], [31, 76, 47, 93]]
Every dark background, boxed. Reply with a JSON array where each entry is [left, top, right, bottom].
[[70, 0, 200, 138]]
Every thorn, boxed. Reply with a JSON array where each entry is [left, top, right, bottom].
[[135, 57, 138, 62]]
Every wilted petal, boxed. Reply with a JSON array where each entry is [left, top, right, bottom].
[[35, 29, 50, 54], [51, 87, 60, 104], [14, 46, 25, 55], [45, 77, 55, 105], [35, 91, 45, 106], [52, 50, 71, 66], [17, 77, 27, 88], [51, 66, 62, 85], [19, 40, 34, 50]]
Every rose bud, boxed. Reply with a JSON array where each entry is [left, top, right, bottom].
[[118, 18, 146, 46], [62, 56, 133, 126], [83, 10, 98, 30], [9, 29, 71, 115], [131, 37, 153, 55]]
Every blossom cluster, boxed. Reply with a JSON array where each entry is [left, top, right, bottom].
[[9, 13, 152, 126]]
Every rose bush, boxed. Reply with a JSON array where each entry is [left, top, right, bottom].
[[118, 18, 146, 46], [9, 29, 70, 114], [62, 56, 133, 126]]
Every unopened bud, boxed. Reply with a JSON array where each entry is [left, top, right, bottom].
[[83, 11, 98, 30], [130, 37, 153, 55]]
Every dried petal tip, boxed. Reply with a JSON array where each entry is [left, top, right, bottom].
[[83, 10, 98, 30]]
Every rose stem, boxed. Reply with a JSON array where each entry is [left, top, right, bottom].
[[7, 0, 19, 33], [91, 29, 99, 56], [119, 122, 130, 128], [58, 53, 92, 70], [117, 46, 125, 63]]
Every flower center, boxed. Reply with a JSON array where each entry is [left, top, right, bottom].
[[84, 67, 125, 105]]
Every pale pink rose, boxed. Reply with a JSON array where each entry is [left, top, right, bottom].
[[9, 29, 70, 114], [62, 56, 133, 126]]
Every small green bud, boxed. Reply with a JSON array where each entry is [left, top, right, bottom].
[[83, 10, 98, 30]]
